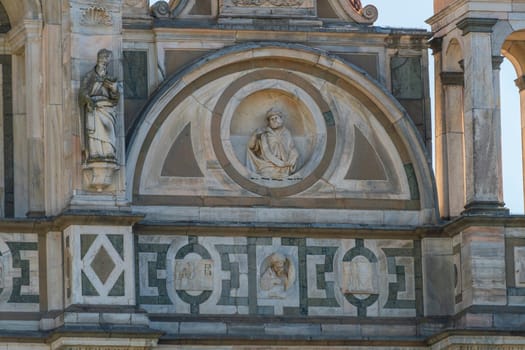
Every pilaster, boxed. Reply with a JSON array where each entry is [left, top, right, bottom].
[[24, 20, 45, 217], [456, 18, 508, 216]]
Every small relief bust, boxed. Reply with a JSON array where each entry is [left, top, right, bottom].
[[79, 49, 120, 163], [260, 253, 295, 297], [246, 109, 299, 179]]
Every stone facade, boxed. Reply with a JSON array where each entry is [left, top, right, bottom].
[[0, 0, 524, 349]]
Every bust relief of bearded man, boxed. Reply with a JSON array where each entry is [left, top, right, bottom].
[[246, 109, 299, 179]]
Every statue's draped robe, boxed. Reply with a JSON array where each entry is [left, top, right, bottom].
[[80, 68, 119, 161], [247, 126, 299, 179]]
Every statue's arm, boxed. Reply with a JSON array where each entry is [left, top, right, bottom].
[[79, 74, 94, 111], [248, 128, 265, 150]]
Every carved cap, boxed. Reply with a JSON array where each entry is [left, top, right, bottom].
[[97, 48, 112, 60], [265, 108, 284, 121]]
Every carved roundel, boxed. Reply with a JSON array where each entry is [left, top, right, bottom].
[[211, 69, 336, 197]]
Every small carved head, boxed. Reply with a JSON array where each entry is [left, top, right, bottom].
[[265, 108, 284, 129], [97, 48, 112, 65], [268, 252, 288, 277]]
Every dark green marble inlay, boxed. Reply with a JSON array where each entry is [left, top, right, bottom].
[[383, 247, 416, 309], [81, 271, 99, 296], [80, 234, 97, 259], [107, 234, 124, 259], [307, 246, 339, 308], [108, 271, 125, 296], [216, 244, 248, 307], [123, 50, 148, 99], [7, 242, 39, 303], [404, 163, 420, 200], [136, 240, 171, 305], [282, 237, 308, 316]]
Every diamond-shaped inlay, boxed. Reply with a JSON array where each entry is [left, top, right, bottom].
[[90, 246, 115, 284]]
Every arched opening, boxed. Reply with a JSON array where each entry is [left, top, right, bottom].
[[500, 58, 524, 214], [502, 30, 525, 214]]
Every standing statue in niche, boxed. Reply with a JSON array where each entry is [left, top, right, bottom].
[[79, 49, 120, 163], [246, 109, 299, 179]]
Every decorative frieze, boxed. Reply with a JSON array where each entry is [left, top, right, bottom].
[[219, 0, 316, 18], [231, 0, 306, 6], [137, 235, 420, 317]]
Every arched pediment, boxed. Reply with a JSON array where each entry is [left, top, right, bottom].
[[127, 43, 437, 225]]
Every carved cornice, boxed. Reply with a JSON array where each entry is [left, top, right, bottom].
[[456, 17, 498, 35]]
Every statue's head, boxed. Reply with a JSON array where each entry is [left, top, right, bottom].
[[268, 253, 287, 277], [97, 49, 112, 65], [265, 108, 284, 129]]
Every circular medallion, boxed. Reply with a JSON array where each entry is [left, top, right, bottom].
[[211, 69, 336, 197]]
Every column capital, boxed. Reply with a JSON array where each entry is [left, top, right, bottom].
[[492, 56, 505, 70], [515, 76, 525, 92], [456, 17, 498, 35]]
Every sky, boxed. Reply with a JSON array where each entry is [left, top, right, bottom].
[[372, 0, 524, 214], [148, 0, 525, 214]]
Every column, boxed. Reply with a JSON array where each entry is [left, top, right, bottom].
[[515, 75, 525, 208], [25, 21, 45, 217], [439, 71, 466, 218], [457, 18, 508, 215]]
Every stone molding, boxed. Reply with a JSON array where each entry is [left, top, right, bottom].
[[456, 17, 498, 35], [441, 72, 464, 86]]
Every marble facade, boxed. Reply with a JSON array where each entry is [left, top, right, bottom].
[[0, 0, 524, 349]]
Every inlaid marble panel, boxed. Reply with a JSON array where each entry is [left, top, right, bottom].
[[0, 233, 39, 312], [137, 234, 421, 317]]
